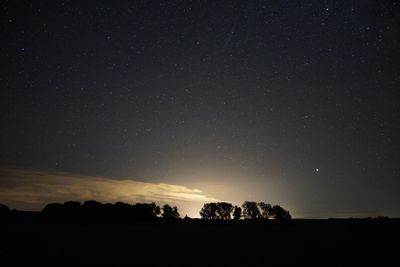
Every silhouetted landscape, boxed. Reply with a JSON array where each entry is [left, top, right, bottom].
[[2, 0, 400, 265], [1, 202, 399, 266]]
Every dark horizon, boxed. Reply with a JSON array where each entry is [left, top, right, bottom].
[[0, 200, 395, 221], [1, 1, 400, 219]]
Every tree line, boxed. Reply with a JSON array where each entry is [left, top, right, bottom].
[[200, 201, 291, 221], [41, 201, 179, 219], [0, 201, 291, 221]]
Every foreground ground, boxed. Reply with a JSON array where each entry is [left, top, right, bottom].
[[1, 213, 399, 266]]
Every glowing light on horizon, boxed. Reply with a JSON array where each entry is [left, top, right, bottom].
[[0, 168, 217, 217]]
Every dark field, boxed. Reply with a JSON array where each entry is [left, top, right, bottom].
[[1, 213, 399, 266]]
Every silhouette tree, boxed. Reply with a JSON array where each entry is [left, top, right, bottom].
[[233, 205, 242, 220], [64, 201, 81, 209], [216, 202, 233, 220], [83, 200, 105, 218], [162, 204, 180, 219], [258, 202, 273, 219], [83, 200, 104, 210], [200, 203, 219, 219], [271, 205, 291, 221], [154, 205, 161, 217], [63, 201, 82, 218], [132, 202, 161, 219], [172, 206, 179, 218], [42, 203, 64, 217], [40, 200, 165, 219], [149, 202, 161, 217], [39, 199, 292, 222], [114, 201, 132, 218], [104, 203, 115, 217], [242, 201, 261, 219]]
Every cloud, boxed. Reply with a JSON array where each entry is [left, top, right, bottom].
[[0, 168, 217, 215]]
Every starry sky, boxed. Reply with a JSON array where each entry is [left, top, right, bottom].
[[1, 0, 400, 218]]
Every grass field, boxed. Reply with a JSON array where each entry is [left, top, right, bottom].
[[1, 212, 399, 266]]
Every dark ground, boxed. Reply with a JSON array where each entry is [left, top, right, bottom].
[[1, 212, 399, 266]]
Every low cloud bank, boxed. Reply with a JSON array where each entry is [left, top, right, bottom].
[[0, 168, 216, 216]]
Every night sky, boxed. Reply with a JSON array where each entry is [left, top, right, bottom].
[[1, 0, 400, 218]]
